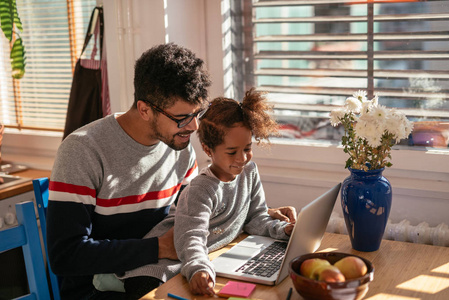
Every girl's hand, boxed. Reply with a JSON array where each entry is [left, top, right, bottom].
[[284, 223, 295, 236], [268, 206, 297, 223], [190, 271, 215, 296]]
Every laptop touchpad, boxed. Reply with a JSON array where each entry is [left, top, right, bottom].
[[213, 246, 262, 271]]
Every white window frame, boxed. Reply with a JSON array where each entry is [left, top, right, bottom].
[[3, 0, 447, 225], [218, 0, 449, 225]]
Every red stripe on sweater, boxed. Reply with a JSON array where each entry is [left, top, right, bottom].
[[49, 181, 96, 197], [185, 161, 198, 178], [49, 163, 197, 207], [96, 183, 182, 207]]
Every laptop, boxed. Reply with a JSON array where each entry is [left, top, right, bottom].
[[212, 182, 341, 286]]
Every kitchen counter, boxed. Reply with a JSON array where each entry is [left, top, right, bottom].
[[0, 169, 51, 200]]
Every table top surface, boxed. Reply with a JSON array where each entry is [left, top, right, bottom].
[[145, 232, 449, 300], [5, 169, 448, 299], [0, 169, 51, 200]]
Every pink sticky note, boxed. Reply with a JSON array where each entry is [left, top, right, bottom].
[[218, 281, 256, 298]]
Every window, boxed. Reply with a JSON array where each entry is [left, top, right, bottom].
[[0, 0, 97, 132], [231, 0, 449, 149]]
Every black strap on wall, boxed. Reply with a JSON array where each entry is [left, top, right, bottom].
[[62, 7, 105, 140]]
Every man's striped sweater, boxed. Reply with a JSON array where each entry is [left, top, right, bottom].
[[46, 114, 197, 299]]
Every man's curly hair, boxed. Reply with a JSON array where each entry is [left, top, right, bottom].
[[198, 88, 279, 150], [133, 43, 211, 108]]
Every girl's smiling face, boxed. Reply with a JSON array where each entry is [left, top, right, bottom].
[[205, 124, 253, 182]]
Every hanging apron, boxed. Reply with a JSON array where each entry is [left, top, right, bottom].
[[63, 7, 107, 140]]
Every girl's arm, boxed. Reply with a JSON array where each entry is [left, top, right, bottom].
[[243, 163, 290, 240], [174, 183, 216, 284]]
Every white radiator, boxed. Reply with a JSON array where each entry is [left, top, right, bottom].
[[326, 213, 449, 247]]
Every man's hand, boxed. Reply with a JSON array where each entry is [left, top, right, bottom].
[[158, 227, 178, 260], [190, 271, 215, 296], [268, 206, 297, 224]]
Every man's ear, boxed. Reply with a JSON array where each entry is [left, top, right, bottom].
[[137, 100, 152, 121], [202, 143, 212, 157]]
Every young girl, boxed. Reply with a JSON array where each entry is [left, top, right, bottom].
[[116, 89, 294, 297]]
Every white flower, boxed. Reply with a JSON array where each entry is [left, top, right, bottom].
[[370, 105, 389, 122], [345, 90, 366, 113], [385, 110, 402, 138], [385, 109, 413, 142], [329, 108, 347, 126], [372, 94, 379, 106], [354, 123, 382, 148], [345, 97, 362, 113], [404, 118, 414, 138], [361, 101, 372, 114], [359, 94, 378, 114], [328, 90, 414, 170], [355, 113, 384, 148], [353, 90, 367, 102], [367, 136, 382, 148]]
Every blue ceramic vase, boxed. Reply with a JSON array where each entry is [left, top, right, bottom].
[[341, 167, 392, 252]]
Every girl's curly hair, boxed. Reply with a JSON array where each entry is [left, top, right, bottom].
[[198, 88, 278, 150]]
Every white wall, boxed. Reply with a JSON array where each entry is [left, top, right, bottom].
[[102, 0, 224, 111], [2, 0, 449, 227]]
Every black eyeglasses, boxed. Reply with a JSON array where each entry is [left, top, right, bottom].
[[142, 100, 209, 128]]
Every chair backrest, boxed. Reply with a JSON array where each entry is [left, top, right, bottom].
[[33, 177, 61, 300], [0, 201, 51, 300]]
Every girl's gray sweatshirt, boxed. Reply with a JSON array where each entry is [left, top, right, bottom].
[[121, 161, 288, 283]]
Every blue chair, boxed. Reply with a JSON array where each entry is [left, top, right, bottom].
[[0, 201, 51, 300], [33, 177, 61, 300]]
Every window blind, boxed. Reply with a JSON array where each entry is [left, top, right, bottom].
[[237, 0, 449, 143], [0, 0, 96, 131]]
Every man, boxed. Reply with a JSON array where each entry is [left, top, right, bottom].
[[47, 43, 296, 300]]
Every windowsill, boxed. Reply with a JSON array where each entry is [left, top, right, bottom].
[[3, 129, 448, 199], [1, 129, 62, 171], [250, 138, 449, 201], [245, 138, 449, 226], [3, 127, 62, 137], [255, 137, 449, 172]]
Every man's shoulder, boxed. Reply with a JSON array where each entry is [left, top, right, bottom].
[[64, 116, 113, 142]]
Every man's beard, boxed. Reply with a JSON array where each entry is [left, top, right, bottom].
[[151, 119, 192, 151], [163, 133, 191, 151]]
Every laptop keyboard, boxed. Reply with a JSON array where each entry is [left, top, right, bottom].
[[235, 241, 287, 278]]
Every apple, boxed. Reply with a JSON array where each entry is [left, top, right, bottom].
[[300, 258, 331, 279], [334, 256, 368, 279], [312, 265, 346, 282]]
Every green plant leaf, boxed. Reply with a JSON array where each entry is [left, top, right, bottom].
[[1, 0, 26, 79], [0, 0, 14, 41], [345, 158, 353, 169], [12, 0, 22, 31], [10, 37, 25, 79]]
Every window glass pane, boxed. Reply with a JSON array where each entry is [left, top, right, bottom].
[[0, 0, 96, 131], [238, 0, 449, 148]]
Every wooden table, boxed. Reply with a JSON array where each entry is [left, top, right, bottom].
[[144, 232, 449, 300], [0, 169, 51, 200]]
